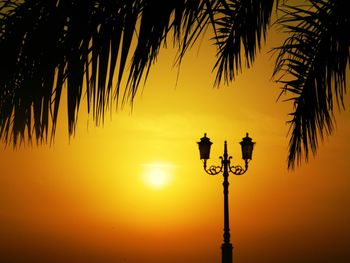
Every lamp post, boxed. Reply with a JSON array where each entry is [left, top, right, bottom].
[[197, 133, 255, 263]]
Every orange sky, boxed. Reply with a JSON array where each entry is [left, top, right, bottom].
[[1, 22, 350, 263]]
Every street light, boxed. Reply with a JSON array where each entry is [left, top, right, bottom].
[[197, 133, 255, 263]]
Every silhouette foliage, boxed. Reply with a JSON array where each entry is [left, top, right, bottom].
[[0, 0, 349, 168]]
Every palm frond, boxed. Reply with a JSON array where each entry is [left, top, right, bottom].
[[172, 0, 218, 67], [273, 0, 350, 169], [124, 0, 178, 102], [0, 1, 145, 144], [212, 0, 275, 85], [0, 0, 213, 145]]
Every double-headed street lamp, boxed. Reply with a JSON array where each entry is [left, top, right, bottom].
[[197, 133, 255, 263]]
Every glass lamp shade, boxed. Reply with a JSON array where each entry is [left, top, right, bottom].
[[240, 133, 255, 161], [197, 133, 213, 160]]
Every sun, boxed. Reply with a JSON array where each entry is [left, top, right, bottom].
[[147, 168, 169, 188], [142, 162, 174, 189]]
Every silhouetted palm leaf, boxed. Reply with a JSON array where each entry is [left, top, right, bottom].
[[212, 0, 274, 85], [0, 0, 209, 145], [273, 0, 350, 168]]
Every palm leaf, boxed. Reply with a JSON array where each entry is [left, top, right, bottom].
[[273, 0, 350, 169], [0, 0, 219, 145], [0, 0, 143, 143], [212, 0, 275, 85]]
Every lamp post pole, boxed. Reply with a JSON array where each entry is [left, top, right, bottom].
[[221, 141, 233, 263], [197, 133, 255, 263]]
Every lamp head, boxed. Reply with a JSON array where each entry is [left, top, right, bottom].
[[240, 133, 255, 161], [197, 133, 212, 160]]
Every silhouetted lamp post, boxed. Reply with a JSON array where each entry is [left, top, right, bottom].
[[197, 133, 255, 263]]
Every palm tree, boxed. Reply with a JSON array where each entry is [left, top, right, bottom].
[[0, 0, 349, 169]]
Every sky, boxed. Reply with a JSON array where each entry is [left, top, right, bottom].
[[1, 14, 350, 263]]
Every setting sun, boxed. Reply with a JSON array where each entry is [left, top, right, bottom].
[[142, 162, 174, 189]]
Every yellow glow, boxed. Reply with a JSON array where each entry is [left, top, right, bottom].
[[142, 162, 174, 189]]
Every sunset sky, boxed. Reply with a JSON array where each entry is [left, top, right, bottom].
[[1, 19, 350, 263]]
